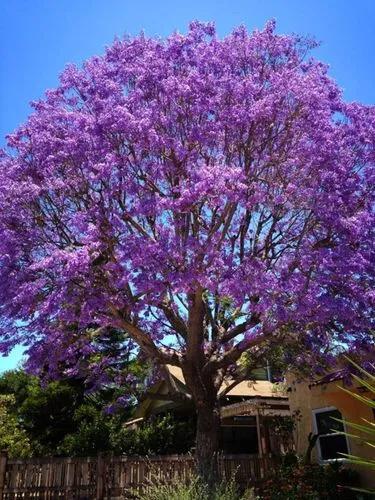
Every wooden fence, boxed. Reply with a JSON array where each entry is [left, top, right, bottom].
[[0, 452, 278, 499]]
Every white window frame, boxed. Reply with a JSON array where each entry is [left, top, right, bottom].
[[312, 406, 351, 463]]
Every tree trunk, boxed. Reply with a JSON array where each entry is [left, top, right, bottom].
[[184, 288, 221, 485], [195, 402, 221, 485], [303, 432, 319, 465]]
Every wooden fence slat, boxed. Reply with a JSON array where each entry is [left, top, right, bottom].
[[0, 451, 7, 499], [96, 452, 104, 500]]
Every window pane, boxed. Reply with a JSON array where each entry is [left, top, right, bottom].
[[233, 416, 257, 425], [220, 426, 258, 454], [319, 435, 348, 460], [315, 409, 344, 434], [250, 367, 268, 381]]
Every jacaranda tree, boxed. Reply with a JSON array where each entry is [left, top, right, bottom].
[[0, 21, 374, 479]]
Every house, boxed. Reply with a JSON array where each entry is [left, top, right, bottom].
[[127, 365, 292, 457], [287, 369, 375, 489]]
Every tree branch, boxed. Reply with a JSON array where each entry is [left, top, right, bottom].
[[220, 314, 260, 344], [219, 352, 267, 397], [140, 391, 192, 404], [209, 332, 268, 372], [110, 307, 181, 367], [159, 301, 188, 339], [186, 286, 205, 362]]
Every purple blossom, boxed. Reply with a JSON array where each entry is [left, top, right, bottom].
[[0, 20, 373, 387]]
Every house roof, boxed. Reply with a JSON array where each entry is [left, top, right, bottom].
[[167, 365, 286, 399], [132, 365, 288, 421], [309, 369, 347, 387]]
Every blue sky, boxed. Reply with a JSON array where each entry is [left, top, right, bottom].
[[1, 0, 374, 372]]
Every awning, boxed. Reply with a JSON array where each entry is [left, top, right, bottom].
[[221, 398, 290, 418]]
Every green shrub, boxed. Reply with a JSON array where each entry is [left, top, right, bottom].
[[0, 394, 31, 458], [136, 475, 257, 500], [333, 357, 375, 497], [258, 459, 361, 500], [111, 413, 195, 456]]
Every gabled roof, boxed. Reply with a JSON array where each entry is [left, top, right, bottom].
[[167, 365, 286, 398], [134, 365, 287, 419]]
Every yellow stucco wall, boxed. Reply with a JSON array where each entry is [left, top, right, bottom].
[[288, 376, 374, 489]]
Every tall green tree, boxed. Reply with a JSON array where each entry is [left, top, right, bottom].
[[0, 394, 31, 458], [0, 370, 118, 456]]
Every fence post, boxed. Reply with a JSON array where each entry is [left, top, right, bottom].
[[0, 450, 8, 499], [96, 452, 104, 500]]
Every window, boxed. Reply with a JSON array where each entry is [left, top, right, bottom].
[[220, 426, 258, 454], [249, 365, 272, 381], [313, 407, 349, 461]]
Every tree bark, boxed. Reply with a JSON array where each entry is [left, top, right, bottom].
[[195, 402, 221, 485], [303, 432, 319, 465], [183, 287, 222, 485]]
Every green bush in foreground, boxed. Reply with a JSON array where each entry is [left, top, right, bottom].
[[111, 413, 195, 456], [258, 459, 361, 500], [136, 476, 257, 500], [334, 358, 375, 497]]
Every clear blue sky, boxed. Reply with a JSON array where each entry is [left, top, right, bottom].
[[0, 0, 374, 372]]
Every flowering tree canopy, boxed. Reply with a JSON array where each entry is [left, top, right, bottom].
[[0, 20, 374, 474]]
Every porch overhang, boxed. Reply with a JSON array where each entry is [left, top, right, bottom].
[[220, 397, 290, 419]]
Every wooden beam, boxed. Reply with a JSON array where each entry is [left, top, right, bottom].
[[0, 451, 8, 499], [256, 410, 263, 458]]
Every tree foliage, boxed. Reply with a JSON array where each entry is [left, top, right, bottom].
[[0, 394, 31, 458], [0, 370, 193, 457], [111, 414, 195, 456], [1, 20, 373, 381], [0, 370, 117, 456], [259, 460, 360, 500]]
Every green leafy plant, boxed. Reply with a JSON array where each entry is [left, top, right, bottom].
[[136, 474, 257, 500], [0, 394, 31, 458], [111, 413, 195, 456], [267, 413, 298, 454], [333, 358, 375, 496], [0, 370, 196, 458], [258, 457, 360, 500], [0, 369, 132, 457]]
